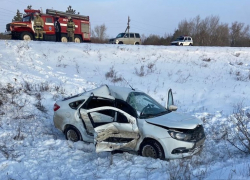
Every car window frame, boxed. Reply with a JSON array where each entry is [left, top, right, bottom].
[[82, 96, 115, 116], [135, 33, 140, 38]]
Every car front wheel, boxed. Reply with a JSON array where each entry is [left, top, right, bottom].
[[65, 126, 81, 142], [20, 32, 33, 41], [140, 140, 165, 159]]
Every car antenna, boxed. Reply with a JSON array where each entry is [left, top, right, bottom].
[[123, 78, 135, 91]]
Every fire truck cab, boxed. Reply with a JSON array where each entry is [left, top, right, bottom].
[[5, 9, 90, 43]]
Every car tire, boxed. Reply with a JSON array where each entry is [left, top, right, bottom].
[[74, 35, 83, 43], [61, 34, 68, 42], [189, 43, 193, 46], [118, 42, 123, 44], [65, 126, 82, 142], [140, 140, 165, 159], [180, 43, 183, 46], [20, 32, 33, 41], [135, 42, 140, 45]]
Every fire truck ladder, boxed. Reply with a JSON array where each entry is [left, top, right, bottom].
[[46, 9, 89, 21]]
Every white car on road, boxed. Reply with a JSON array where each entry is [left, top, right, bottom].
[[171, 36, 193, 46], [53, 85, 205, 159]]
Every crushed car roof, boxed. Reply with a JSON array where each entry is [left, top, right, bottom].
[[83, 85, 138, 101]]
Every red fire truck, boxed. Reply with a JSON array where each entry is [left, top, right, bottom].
[[5, 9, 91, 43]]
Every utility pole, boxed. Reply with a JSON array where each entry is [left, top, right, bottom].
[[128, 16, 130, 36], [124, 16, 130, 35]]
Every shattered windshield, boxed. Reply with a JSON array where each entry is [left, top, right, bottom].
[[127, 92, 168, 119], [116, 33, 125, 38]]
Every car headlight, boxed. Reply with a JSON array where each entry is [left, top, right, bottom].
[[116, 39, 119, 43], [168, 131, 192, 141]]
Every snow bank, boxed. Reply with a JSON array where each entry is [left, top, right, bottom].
[[0, 40, 250, 179]]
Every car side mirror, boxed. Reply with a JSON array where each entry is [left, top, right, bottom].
[[169, 105, 178, 111], [166, 89, 178, 111]]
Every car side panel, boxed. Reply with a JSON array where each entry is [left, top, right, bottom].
[[80, 109, 114, 135], [86, 106, 139, 152], [94, 122, 139, 152]]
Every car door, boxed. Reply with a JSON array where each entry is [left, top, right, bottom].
[[44, 17, 54, 35], [123, 33, 130, 44], [183, 37, 187, 45], [79, 96, 115, 135], [87, 106, 139, 152], [128, 33, 135, 45]]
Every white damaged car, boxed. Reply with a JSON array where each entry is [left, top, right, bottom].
[[53, 85, 205, 159]]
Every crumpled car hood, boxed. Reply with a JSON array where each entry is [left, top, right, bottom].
[[145, 112, 202, 129]]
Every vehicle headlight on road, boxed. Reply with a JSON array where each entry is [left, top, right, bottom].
[[116, 39, 119, 44], [168, 130, 192, 141]]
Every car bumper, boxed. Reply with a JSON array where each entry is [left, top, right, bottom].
[[160, 137, 205, 159]]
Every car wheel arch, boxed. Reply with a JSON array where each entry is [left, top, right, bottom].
[[138, 137, 165, 159], [64, 124, 82, 141]]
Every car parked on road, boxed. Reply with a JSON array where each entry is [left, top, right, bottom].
[[109, 32, 141, 45], [171, 36, 193, 46], [53, 85, 205, 159]]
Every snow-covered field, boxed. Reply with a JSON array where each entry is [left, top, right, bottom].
[[0, 40, 250, 180]]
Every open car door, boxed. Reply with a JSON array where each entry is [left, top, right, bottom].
[[86, 106, 139, 153], [78, 96, 115, 136]]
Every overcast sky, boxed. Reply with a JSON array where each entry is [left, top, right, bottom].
[[0, 0, 249, 37]]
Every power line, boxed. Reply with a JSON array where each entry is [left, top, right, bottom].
[[105, 25, 125, 28], [131, 26, 167, 36], [91, 21, 124, 24], [0, 14, 15, 18], [0, 11, 15, 16], [0, 7, 16, 13], [130, 23, 165, 35], [132, 19, 168, 30], [0, 18, 11, 21], [6, 0, 27, 6]]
